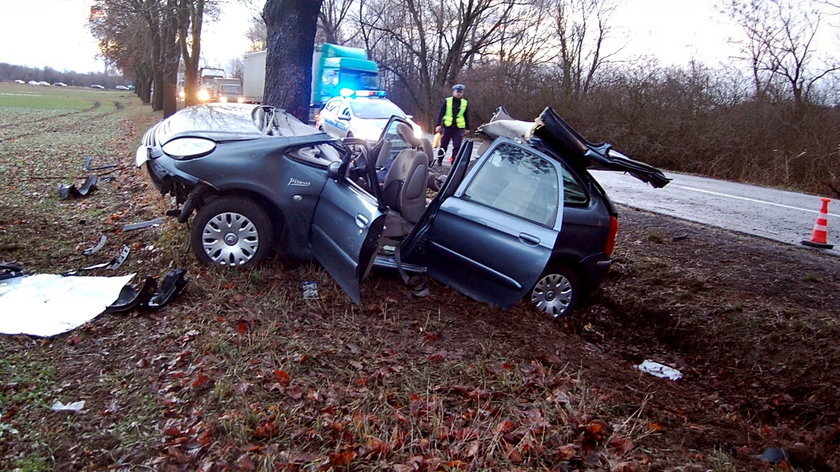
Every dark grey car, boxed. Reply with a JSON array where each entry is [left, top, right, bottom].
[[136, 103, 669, 317]]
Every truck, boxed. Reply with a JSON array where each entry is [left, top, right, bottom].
[[212, 77, 244, 103], [242, 43, 380, 117], [197, 67, 226, 101]]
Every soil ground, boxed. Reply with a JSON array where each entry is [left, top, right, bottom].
[[1, 89, 839, 471]]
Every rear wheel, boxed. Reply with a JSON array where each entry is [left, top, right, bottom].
[[530, 264, 580, 318], [190, 196, 274, 268]]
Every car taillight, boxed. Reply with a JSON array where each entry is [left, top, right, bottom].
[[605, 216, 619, 256]]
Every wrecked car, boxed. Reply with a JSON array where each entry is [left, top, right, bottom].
[[136, 103, 669, 317]]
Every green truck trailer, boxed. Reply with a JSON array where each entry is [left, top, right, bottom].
[[242, 43, 379, 119]]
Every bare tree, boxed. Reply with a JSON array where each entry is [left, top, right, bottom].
[[245, 16, 267, 51], [551, 0, 618, 100], [89, 1, 154, 101], [355, 0, 530, 126], [263, 0, 323, 120], [89, 0, 182, 116], [726, 0, 840, 107], [319, 0, 355, 44], [178, 0, 221, 106]]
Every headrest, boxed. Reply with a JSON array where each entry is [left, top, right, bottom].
[[396, 122, 421, 148], [421, 138, 433, 163], [477, 119, 535, 141]]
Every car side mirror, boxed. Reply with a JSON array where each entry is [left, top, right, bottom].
[[327, 161, 343, 180]]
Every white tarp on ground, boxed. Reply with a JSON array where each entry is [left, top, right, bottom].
[[0, 273, 134, 337]]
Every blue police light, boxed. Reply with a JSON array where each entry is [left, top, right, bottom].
[[339, 88, 355, 97], [353, 90, 387, 97]]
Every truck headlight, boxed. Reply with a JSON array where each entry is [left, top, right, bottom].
[[197, 89, 210, 101]]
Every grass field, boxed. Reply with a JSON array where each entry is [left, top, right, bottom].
[[0, 83, 130, 110]]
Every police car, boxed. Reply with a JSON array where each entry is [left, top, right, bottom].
[[317, 90, 422, 142]]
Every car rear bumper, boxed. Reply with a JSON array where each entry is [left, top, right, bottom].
[[579, 255, 613, 291]]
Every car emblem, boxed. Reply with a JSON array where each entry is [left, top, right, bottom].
[[288, 178, 311, 187]]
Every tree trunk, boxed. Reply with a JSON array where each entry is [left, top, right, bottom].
[[162, 0, 181, 117], [151, 31, 164, 111], [263, 0, 323, 121], [179, 0, 205, 106]]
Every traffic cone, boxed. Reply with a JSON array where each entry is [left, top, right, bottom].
[[801, 198, 833, 249]]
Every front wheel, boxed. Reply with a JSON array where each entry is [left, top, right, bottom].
[[190, 196, 274, 268], [530, 264, 580, 318]]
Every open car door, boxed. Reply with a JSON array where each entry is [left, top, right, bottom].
[[310, 156, 386, 304], [403, 138, 566, 309]]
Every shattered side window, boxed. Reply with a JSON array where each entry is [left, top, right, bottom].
[[464, 143, 559, 226]]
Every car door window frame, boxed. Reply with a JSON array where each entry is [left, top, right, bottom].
[[457, 139, 563, 230]]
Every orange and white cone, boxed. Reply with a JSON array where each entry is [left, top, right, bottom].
[[801, 197, 833, 249]]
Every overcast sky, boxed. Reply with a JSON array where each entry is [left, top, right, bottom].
[[0, 0, 828, 75]]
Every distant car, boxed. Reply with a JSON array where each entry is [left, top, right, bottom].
[[53, 82, 67, 87], [115, 85, 129, 90], [37, 81, 50, 86], [317, 91, 422, 142], [135, 103, 669, 317], [90, 84, 105, 89], [27, 80, 39, 85], [14, 80, 25, 84]]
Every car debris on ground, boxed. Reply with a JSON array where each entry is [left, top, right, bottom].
[[0, 267, 189, 336], [637, 359, 683, 380], [121, 218, 164, 232], [57, 175, 98, 199]]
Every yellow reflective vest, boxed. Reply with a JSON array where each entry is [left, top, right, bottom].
[[443, 97, 467, 128]]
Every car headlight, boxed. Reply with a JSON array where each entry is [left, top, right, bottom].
[[237, 96, 245, 103], [354, 121, 383, 141], [197, 89, 210, 101], [219, 96, 228, 103], [161, 137, 216, 159]]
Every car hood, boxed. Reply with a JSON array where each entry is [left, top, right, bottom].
[[477, 107, 670, 188]]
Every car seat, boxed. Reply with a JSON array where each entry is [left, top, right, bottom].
[[381, 123, 429, 238]]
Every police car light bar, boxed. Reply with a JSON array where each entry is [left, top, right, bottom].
[[341, 89, 387, 98]]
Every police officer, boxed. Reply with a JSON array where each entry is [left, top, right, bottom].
[[434, 84, 469, 166]]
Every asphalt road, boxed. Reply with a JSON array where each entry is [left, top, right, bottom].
[[591, 170, 840, 258]]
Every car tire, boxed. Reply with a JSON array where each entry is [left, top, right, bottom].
[[529, 263, 580, 318], [190, 196, 274, 268]]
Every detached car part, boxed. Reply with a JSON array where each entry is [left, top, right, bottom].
[[57, 175, 98, 199]]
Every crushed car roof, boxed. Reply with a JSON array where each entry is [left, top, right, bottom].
[[478, 107, 671, 188], [156, 103, 321, 144]]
